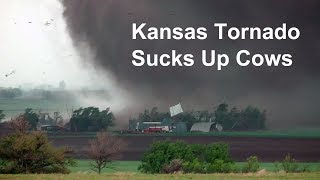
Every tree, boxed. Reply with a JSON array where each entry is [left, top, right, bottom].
[[0, 116, 74, 174], [23, 108, 39, 130], [9, 115, 30, 134], [88, 131, 126, 174], [70, 107, 114, 132], [214, 103, 231, 128], [137, 107, 170, 122], [0, 88, 22, 99], [138, 141, 233, 173], [240, 106, 266, 130], [0, 110, 5, 122], [213, 103, 266, 130]]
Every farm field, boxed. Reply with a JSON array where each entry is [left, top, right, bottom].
[[50, 135, 320, 162], [1, 172, 320, 180], [0, 98, 79, 118], [47, 128, 320, 139]]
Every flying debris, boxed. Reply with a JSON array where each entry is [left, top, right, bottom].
[[170, 103, 183, 117], [44, 21, 51, 26], [5, 70, 16, 78], [44, 19, 54, 26]]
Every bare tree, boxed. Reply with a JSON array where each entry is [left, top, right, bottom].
[[9, 115, 30, 134], [88, 131, 126, 174]]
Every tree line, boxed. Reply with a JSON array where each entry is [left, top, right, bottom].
[[0, 107, 115, 132], [0, 88, 22, 99], [131, 103, 266, 131], [1, 102, 265, 132]]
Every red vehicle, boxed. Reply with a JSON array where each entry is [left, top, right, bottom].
[[143, 127, 163, 133]]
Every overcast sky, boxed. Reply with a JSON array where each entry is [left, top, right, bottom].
[[0, 0, 110, 89]]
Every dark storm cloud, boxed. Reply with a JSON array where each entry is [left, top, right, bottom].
[[61, 0, 320, 127]]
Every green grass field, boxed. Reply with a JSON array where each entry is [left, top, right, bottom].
[[1, 160, 320, 179], [1, 172, 320, 180], [69, 160, 320, 173]]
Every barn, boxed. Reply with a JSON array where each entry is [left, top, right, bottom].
[[190, 122, 223, 132]]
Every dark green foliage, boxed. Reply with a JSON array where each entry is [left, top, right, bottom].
[[214, 103, 230, 128], [0, 131, 74, 174], [162, 159, 183, 173], [207, 159, 235, 173], [182, 158, 206, 173], [138, 141, 233, 173], [0, 110, 5, 122], [204, 143, 232, 164], [0, 158, 8, 173], [273, 154, 310, 173], [273, 162, 280, 172], [240, 106, 266, 130], [138, 141, 187, 173], [23, 108, 39, 130], [184, 144, 205, 162], [214, 103, 266, 130], [242, 156, 260, 173], [70, 107, 114, 132], [282, 154, 299, 173]]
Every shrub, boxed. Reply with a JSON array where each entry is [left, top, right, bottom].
[[300, 164, 311, 173], [282, 154, 299, 173], [207, 159, 235, 173], [182, 158, 207, 173], [139, 141, 232, 173], [0, 158, 8, 173], [0, 117, 75, 174], [182, 161, 193, 173], [274, 155, 310, 173], [242, 156, 260, 173], [204, 143, 232, 164], [162, 159, 183, 173], [138, 141, 189, 173], [184, 144, 205, 162]]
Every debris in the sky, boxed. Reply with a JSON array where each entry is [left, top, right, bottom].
[[44, 21, 51, 26], [5, 70, 15, 78], [28, 21, 32, 24], [44, 19, 54, 26]]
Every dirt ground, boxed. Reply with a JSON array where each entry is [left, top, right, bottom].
[[49, 136, 320, 162]]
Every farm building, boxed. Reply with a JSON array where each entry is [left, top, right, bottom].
[[128, 118, 187, 133], [190, 122, 223, 132]]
